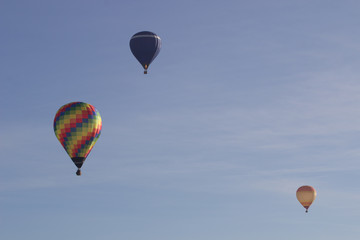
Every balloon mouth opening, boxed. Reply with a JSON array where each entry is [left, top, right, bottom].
[[304, 206, 309, 213], [144, 64, 148, 74], [72, 157, 85, 169]]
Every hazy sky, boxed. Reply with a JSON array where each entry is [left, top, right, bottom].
[[1, 0, 360, 239]]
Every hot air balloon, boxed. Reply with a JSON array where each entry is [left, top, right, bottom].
[[296, 185, 316, 213], [54, 102, 102, 176], [130, 31, 161, 74]]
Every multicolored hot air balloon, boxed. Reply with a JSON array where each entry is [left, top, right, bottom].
[[296, 185, 316, 213], [130, 31, 161, 74], [54, 102, 102, 176]]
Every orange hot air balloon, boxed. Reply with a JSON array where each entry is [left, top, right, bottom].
[[296, 185, 316, 213]]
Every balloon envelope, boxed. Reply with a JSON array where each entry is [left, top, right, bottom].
[[54, 102, 102, 173], [296, 185, 316, 212], [130, 31, 161, 74]]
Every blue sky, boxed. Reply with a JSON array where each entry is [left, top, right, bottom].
[[1, 0, 360, 239]]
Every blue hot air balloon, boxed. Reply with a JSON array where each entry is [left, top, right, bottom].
[[130, 31, 161, 74]]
